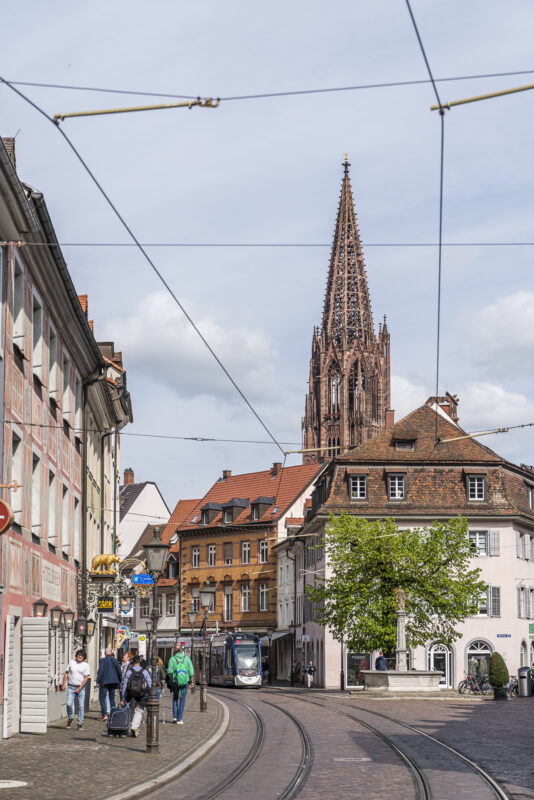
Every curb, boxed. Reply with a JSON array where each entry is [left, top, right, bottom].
[[105, 698, 230, 800]]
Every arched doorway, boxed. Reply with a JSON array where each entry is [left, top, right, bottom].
[[427, 643, 453, 688], [520, 640, 528, 667], [466, 640, 492, 679]]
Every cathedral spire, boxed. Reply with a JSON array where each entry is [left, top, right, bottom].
[[321, 158, 374, 348]]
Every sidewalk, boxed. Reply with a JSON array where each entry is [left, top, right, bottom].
[[0, 691, 226, 800]]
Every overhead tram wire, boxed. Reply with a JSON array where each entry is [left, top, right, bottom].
[[0, 75, 285, 457], [7, 68, 534, 102], [6, 239, 534, 249], [403, 0, 446, 444]]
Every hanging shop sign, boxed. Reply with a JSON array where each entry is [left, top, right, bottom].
[[0, 499, 14, 535], [97, 596, 114, 613], [132, 573, 154, 585]]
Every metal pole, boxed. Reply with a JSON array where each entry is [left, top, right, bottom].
[[199, 609, 208, 712], [340, 635, 345, 692], [268, 635, 272, 685], [146, 581, 160, 752]]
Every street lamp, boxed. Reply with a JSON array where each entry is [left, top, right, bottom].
[[50, 606, 63, 629], [288, 622, 296, 687], [63, 609, 75, 631], [266, 626, 274, 685], [188, 609, 197, 634], [86, 619, 96, 639], [143, 526, 170, 753], [198, 586, 214, 712], [33, 599, 48, 618]]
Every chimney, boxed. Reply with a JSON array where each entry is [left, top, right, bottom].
[[2, 138, 16, 169], [385, 409, 395, 430], [272, 462, 282, 476], [222, 470, 232, 480], [78, 294, 88, 318], [425, 393, 459, 423], [124, 468, 135, 485]]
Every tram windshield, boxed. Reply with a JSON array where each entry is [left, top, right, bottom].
[[234, 643, 259, 670]]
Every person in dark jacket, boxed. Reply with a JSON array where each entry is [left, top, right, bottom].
[[375, 650, 388, 671], [96, 647, 122, 721], [121, 655, 152, 737]]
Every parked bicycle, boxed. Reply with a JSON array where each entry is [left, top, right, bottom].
[[458, 673, 492, 695], [507, 676, 519, 697]]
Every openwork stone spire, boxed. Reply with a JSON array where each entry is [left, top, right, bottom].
[[321, 157, 374, 348], [302, 159, 392, 463]]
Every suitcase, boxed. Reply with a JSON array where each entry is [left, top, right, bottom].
[[107, 706, 130, 737]]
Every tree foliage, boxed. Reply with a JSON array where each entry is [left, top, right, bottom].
[[306, 515, 486, 654]]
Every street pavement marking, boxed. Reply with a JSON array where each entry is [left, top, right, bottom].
[[0, 781, 29, 788], [334, 757, 373, 762]]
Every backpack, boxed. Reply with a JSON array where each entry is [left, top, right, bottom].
[[127, 668, 148, 700], [172, 655, 189, 687]]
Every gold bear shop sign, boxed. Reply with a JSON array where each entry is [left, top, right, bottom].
[[97, 596, 114, 613]]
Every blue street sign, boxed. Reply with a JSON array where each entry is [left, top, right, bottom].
[[132, 573, 154, 585]]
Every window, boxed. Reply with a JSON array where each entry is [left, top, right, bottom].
[[48, 325, 58, 399], [74, 374, 82, 435], [61, 485, 69, 552], [31, 453, 42, 534], [140, 599, 149, 617], [252, 505, 259, 521], [167, 560, 177, 578], [241, 583, 250, 612], [349, 475, 367, 500], [48, 470, 57, 543], [73, 497, 80, 561], [518, 587, 527, 619], [11, 431, 23, 524], [469, 531, 488, 556], [224, 587, 233, 621], [157, 595, 163, 616], [259, 539, 268, 563], [32, 295, 43, 381], [192, 546, 200, 568], [516, 532, 532, 560], [13, 259, 24, 352], [167, 595, 176, 616], [395, 440, 415, 451], [208, 544, 216, 567], [201, 510, 209, 526], [259, 583, 268, 612], [62, 354, 72, 420], [241, 541, 250, 564], [223, 508, 233, 524], [388, 474, 405, 500], [477, 592, 488, 617], [192, 587, 199, 613], [527, 484, 534, 511], [468, 475, 485, 501], [224, 542, 233, 566], [476, 587, 501, 618]]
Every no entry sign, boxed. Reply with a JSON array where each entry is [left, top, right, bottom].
[[0, 499, 14, 534]]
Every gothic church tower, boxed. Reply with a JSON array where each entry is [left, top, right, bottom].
[[302, 158, 391, 463]]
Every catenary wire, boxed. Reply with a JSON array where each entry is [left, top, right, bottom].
[[403, 0, 445, 443], [7, 69, 534, 101], [0, 75, 285, 457], [5, 240, 534, 248], [0, 419, 300, 446]]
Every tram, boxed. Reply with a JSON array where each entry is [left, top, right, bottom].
[[191, 632, 262, 688]]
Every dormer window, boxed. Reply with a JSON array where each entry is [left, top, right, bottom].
[[201, 511, 209, 526], [222, 497, 249, 524], [251, 496, 275, 522], [200, 503, 222, 525], [395, 440, 415, 451], [223, 509, 233, 524], [468, 476, 485, 501]]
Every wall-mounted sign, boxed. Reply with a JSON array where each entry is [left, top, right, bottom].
[[529, 623, 534, 640], [301, 634, 310, 643], [0, 499, 14, 535], [497, 634, 512, 638], [132, 573, 154, 586], [97, 596, 114, 613]]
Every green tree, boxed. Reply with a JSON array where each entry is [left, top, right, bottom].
[[307, 515, 486, 655]]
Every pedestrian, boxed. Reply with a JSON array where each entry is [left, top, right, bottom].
[[262, 657, 269, 684], [61, 649, 90, 730], [96, 646, 122, 721], [121, 651, 132, 680], [375, 650, 388, 671], [167, 643, 194, 725], [155, 656, 166, 701], [304, 660, 316, 688], [121, 654, 151, 738]]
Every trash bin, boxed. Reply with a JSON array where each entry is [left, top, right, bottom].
[[518, 666, 532, 697]]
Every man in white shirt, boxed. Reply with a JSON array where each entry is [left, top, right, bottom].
[[61, 649, 90, 730]]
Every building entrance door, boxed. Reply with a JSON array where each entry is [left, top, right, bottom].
[[427, 643, 452, 688]]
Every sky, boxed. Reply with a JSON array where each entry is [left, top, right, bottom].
[[1, 1, 534, 507]]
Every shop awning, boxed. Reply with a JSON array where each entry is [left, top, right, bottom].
[[260, 631, 292, 645]]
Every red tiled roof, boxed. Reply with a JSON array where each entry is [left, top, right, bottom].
[[162, 498, 202, 547], [286, 517, 304, 526], [178, 463, 322, 531]]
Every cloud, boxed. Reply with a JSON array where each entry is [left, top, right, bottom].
[[103, 291, 279, 402], [462, 291, 534, 376], [391, 375, 430, 421]]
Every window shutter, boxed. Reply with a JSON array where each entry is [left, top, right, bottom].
[[518, 587, 523, 617], [517, 531, 522, 558], [527, 590, 532, 620], [224, 542, 232, 560], [3, 615, 15, 738], [490, 587, 501, 617], [489, 531, 500, 557], [20, 617, 49, 733], [527, 538, 531, 561]]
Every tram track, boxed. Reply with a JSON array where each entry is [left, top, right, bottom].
[[263, 689, 511, 800], [200, 689, 313, 800]]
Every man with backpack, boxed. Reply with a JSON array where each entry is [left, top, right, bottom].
[[167, 643, 194, 724], [121, 654, 151, 737]]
